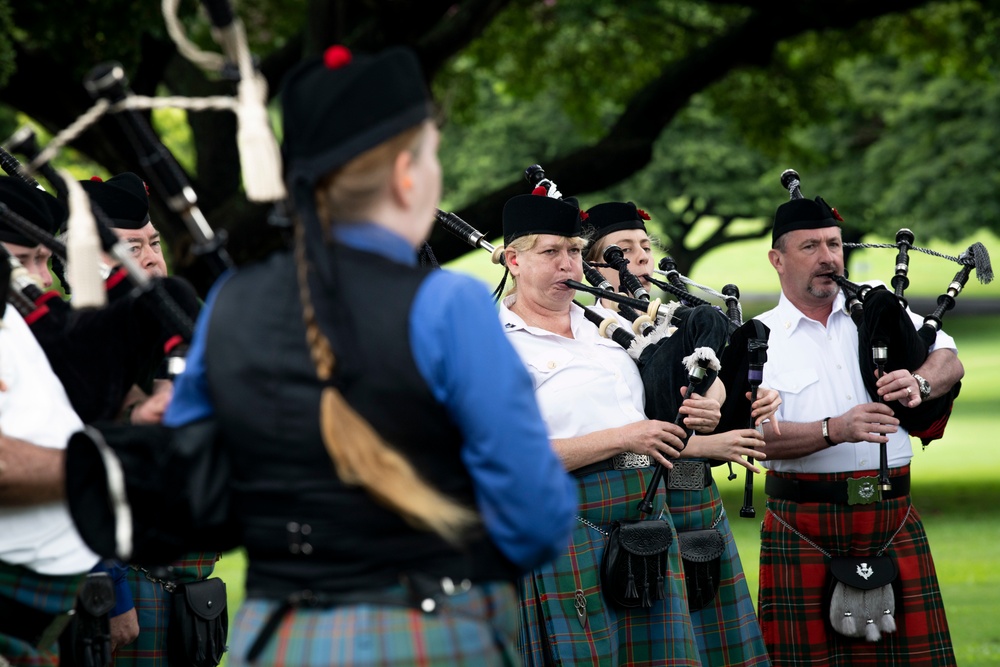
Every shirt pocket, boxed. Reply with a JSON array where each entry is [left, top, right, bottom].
[[523, 348, 576, 388], [766, 368, 820, 397]]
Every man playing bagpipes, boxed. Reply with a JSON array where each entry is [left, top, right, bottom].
[[76, 172, 221, 667], [754, 192, 964, 666]]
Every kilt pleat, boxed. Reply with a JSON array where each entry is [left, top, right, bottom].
[[0, 561, 84, 666], [666, 476, 771, 667], [758, 468, 955, 667], [517, 467, 701, 667], [226, 581, 520, 666]]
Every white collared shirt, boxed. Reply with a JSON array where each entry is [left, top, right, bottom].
[[758, 287, 956, 474], [499, 295, 647, 438], [0, 308, 100, 575]]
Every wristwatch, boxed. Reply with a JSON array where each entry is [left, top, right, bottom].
[[911, 373, 931, 400]]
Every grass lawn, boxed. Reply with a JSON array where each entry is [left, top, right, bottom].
[[214, 230, 1000, 664]]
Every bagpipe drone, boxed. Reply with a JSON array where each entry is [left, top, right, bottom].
[[436, 163, 740, 515], [8, 0, 285, 565]]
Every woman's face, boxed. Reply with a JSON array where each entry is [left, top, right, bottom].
[[594, 228, 653, 291], [509, 234, 584, 314], [409, 121, 442, 244]]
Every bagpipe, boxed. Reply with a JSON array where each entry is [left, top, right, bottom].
[[783, 169, 991, 450], [10, 0, 280, 565], [438, 164, 738, 514], [0, 131, 201, 422]]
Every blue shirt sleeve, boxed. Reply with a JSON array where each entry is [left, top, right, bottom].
[[163, 271, 235, 427], [91, 560, 134, 617], [410, 270, 577, 571]]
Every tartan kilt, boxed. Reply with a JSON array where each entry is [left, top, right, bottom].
[[666, 475, 770, 667], [517, 467, 701, 667], [0, 561, 85, 666], [113, 551, 219, 667], [759, 466, 956, 667], [225, 581, 520, 666]]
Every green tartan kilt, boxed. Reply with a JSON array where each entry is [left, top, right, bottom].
[[0, 560, 85, 667], [517, 467, 701, 667], [666, 473, 770, 667]]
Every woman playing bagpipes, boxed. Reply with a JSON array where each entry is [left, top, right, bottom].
[[755, 190, 964, 667], [582, 200, 773, 667], [498, 192, 782, 666], [162, 45, 577, 666]]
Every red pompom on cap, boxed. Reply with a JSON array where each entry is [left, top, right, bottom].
[[579, 210, 589, 221], [531, 185, 548, 196], [89, 176, 104, 182], [636, 208, 651, 220], [831, 207, 844, 222], [324, 45, 353, 70]]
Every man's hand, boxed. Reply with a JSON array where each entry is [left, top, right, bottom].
[[830, 403, 899, 444], [109, 608, 139, 652]]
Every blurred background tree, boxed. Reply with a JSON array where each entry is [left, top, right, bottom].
[[0, 0, 997, 294]]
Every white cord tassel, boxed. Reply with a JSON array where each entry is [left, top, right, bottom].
[[63, 173, 107, 309], [219, 21, 286, 203]]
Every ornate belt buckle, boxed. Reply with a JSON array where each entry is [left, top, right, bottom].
[[666, 460, 706, 491], [847, 476, 882, 505], [612, 452, 651, 470]]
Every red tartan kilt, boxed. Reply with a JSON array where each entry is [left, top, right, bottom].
[[758, 467, 956, 667]]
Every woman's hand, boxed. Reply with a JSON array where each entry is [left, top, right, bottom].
[[750, 387, 781, 435], [618, 420, 688, 468], [677, 390, 722, 434], [685, 429, 766, 473]]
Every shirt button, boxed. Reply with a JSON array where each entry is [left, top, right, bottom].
[[846, 394, 852, 400], [836, 364, 842, 369], [547, 361, 557, 369]]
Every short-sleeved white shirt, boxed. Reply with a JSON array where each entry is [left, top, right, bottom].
[[499, 296, 646, 438], [0, 308, 100, 575], [757, 288, 956, 474]]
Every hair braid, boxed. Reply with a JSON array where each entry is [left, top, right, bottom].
[[293, 220, 477, 545]]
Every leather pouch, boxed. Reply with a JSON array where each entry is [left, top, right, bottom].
[[600, 519, 673, 609], [678, 527, 725, 611]]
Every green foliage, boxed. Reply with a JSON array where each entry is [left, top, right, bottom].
[[0, 0, 15, 88]]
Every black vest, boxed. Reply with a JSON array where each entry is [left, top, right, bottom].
[[205, 246, 516, 597]]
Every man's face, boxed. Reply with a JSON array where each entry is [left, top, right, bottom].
[[768, 227, 844, 310], [4, 241, 53, 288], [113, 222, 167, 277]]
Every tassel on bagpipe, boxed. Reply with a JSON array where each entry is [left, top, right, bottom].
[[637, 347, 721, 514], [83, 61, 235, 281]]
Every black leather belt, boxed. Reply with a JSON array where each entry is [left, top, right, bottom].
[[765, 473, 910, 505], [572, 458, 712, 491]]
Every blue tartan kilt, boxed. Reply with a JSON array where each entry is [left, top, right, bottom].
[[113, 552, 219, 667], [666, 474, 771, 667], [517, 467, 702, 667], [226, 581, 520, 666]]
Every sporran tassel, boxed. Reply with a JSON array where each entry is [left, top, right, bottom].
[[625, 554, 638, 600]]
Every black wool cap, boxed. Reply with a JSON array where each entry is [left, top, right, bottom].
[[79, 173, 151, 230], [772, 196, 841, 246], [502, 194, 584, 246], [0, 176, 60, 246], [584, 201, 649, 242], [281, 45, 434, 189]]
